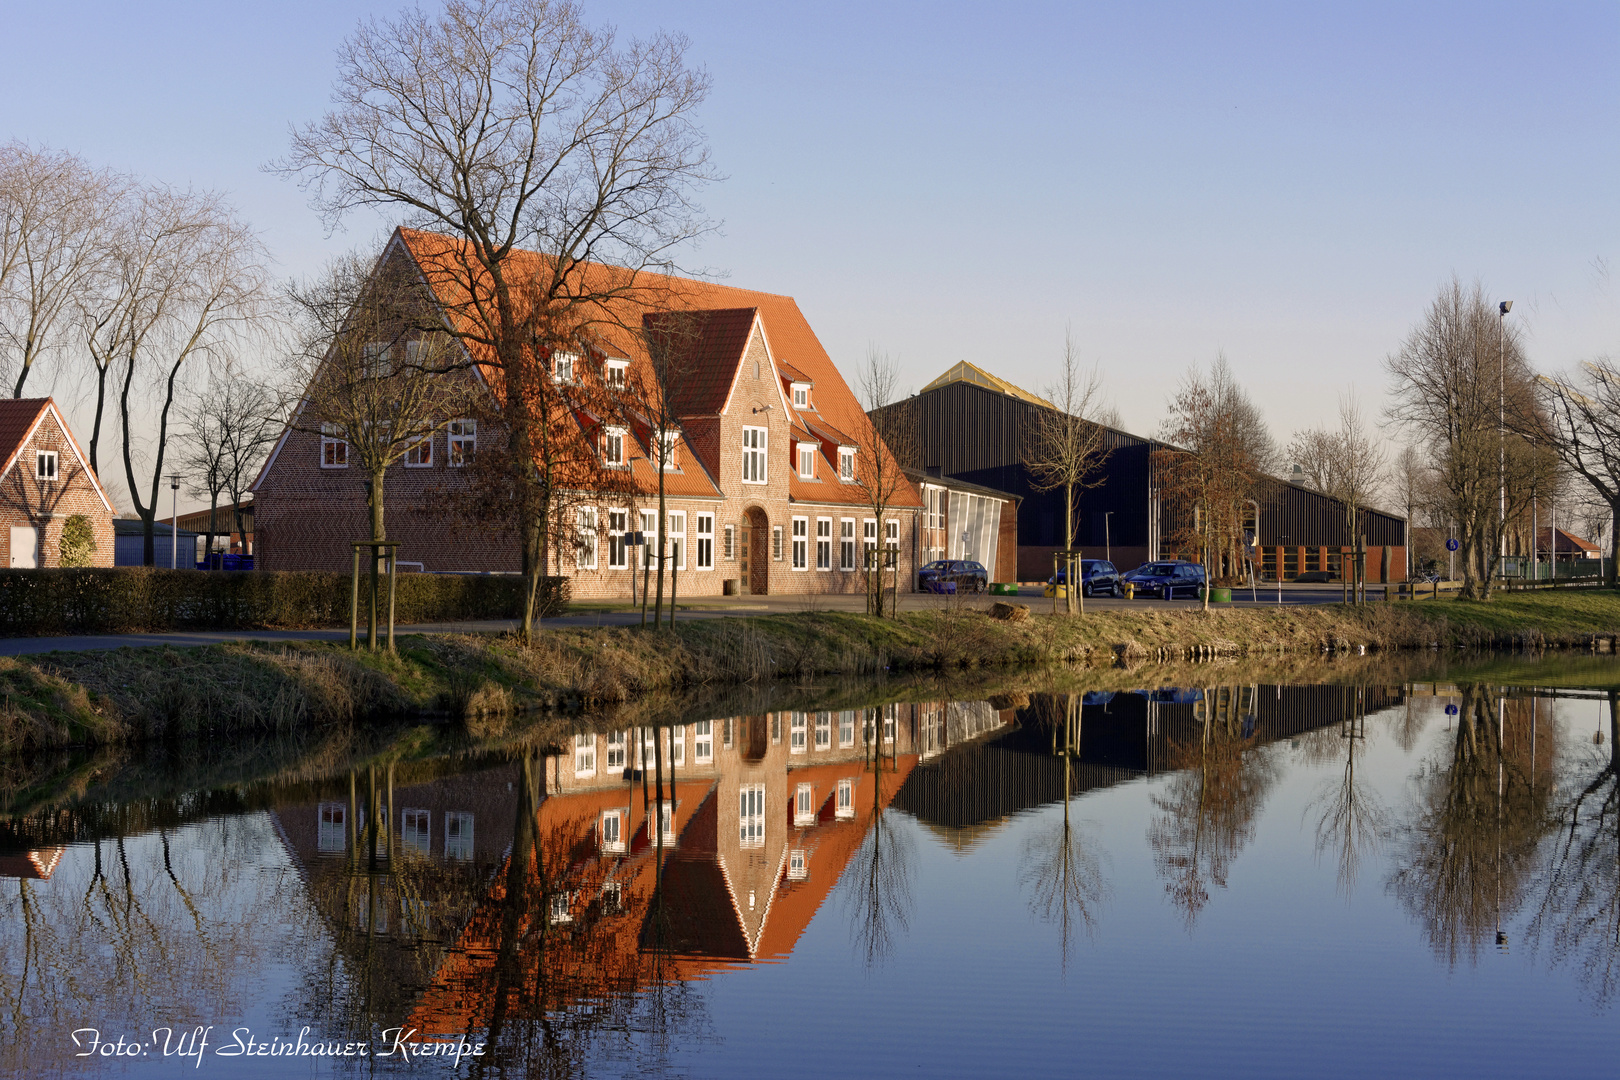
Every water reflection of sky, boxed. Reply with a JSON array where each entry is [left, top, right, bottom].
[[3, 684, 1617, 1079]]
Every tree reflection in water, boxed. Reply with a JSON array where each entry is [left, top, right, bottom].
[[1019, 693, 1107, 966], [1388, 685, 1558, 967], [840, 708, 916, 967], [1301, 687, 1393, 896], [1527, 689, 1620, 1004], [1148, 685, 1280, 929]]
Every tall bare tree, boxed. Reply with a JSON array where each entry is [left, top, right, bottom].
[[1023, 333, 1110, 614], [0, 142, 120, 398], [105, 187, 269, 565], [1534, 356, 1620, 585], [1287, 394, 1388, 601], [853, 348, 917, 617], [1387, 280, 1548, 599], [178, 367, 280, 558], [275, 0, 717, 640]]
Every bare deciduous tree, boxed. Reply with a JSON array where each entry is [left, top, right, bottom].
[[853, 348, 917, 618], [1022, 333, 1110, 614], [0, 142, 121, 398], [1286, 394, 1388, 601], [275, 0, 717, 640], [1534, 356, 1620, 585], [178, 368, 280, 558]]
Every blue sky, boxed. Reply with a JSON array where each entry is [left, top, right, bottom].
[[5, 0, 1616, 481]]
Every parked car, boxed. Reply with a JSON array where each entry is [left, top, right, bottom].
[[918, 559, 988, 593], [1123, 560, 1207, 599], [1294, 570, 1337, 583], [1045, 559, 1124, 598]]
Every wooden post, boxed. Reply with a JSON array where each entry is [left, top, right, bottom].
[[387, 544, 398, 653], [349, 546, 360, 651]]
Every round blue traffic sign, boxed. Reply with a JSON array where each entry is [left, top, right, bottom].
[[1446, 538, 1460, 552], [1445, 703, 1459, 715]]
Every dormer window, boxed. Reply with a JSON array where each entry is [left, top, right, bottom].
[[35, 450, 58, 481], [657, 428, 678, 471], [839, 447, 855, 482], [553, 351, 578, 383], [791, 383, 810, 409], [605, 358, 628, 388], [604, 426, 627, 467], [798, 443, 816, 479]]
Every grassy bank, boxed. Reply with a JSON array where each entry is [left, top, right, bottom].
[[5, 588, 1620, 753]]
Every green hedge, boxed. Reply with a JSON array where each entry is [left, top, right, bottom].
[[0, 568, 569, 636]]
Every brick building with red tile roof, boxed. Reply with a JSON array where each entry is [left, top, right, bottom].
[[0, 398, 115, 568], [252, 228, 921, 597]]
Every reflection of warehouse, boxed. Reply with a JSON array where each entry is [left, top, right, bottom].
[[891, 683, 1405, 832], [880, 362, 1407, 580]]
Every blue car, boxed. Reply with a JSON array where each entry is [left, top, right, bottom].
[[1046, 559, 1123, 598], [918, 559, 988, 593], [1123, 560, 1207, 599]]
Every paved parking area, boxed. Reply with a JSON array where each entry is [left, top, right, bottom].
[[0, 583, 1383, 656]]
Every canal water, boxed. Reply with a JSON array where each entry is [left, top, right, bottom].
[[3, 657, 1618, 1078]]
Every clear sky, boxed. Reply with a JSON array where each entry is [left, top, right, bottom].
[[4, 1, 1616, 511]]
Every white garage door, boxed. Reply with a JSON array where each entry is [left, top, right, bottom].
[[10, 525, 38, 568]]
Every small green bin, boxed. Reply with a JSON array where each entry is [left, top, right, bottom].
[[990, 582, 1019, 595]]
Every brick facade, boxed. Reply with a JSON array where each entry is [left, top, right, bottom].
[[0, 399, 115, 568]]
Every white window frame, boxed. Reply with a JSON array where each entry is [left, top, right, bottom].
[[741, 426, 767, 484], [553, 350, 577, 384], [641, 510, 658, 568], [886, 519, 900, 551], [447, 418, 476, 466], [604, 426, 627, 468], [549, 892, 572, 924], [814, 712, 831, 749], [404, 432, 434, 467], [606, 730, 626, 770], [836, 778, 855, 819], [669, 724, 685, 767], [884, 702, 898, 743], [773, 525, 784, 561], [816, 517, 832, 571], [739, 783, 765, 847], [864, 519, 878, 564], [789, 848, 808, 880], [668, 511, 686, 572], [723, 524, 736, 561], [791, 517, 808, 570], [657, 799, 677, 844], [401, 808, 431, 856], [696, 513, 714, 570], [320, 423, 348, 469], [694, 719, 713, 763], [605, 358, 628, 388], [576, 507, 598, 570], [839, 518, 856, 571], [608, 509, 629, 569], [35, 450, 58, 481], [790, 711, 807, 754], [840, 447, 856, 482], [794, 783, 816, 826], [839, 711, 855, 748], [792, 383, 809, 409], [318, 802, 346, 853], [798, 443, 816, 479], [600, 810, 625, 854], [657, 428, 678, 471], [445, 811, 474, 860], [574, 733, 596, 777]]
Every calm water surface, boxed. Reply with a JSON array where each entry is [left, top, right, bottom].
[[4, 661, 1618, 1078]]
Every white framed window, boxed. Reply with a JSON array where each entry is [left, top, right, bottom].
[[604, 426, 627, 468], [362, 341, 392, 378], [576, 507, 598, 569], [790, 712, 807, 753], [886, 519, 900, 548], [549, 892, 572, 924], [641, 511, 657, 568], [695, 719, 713, 763], [864, 519, 878, 564], [445, 811, 474, 860], [791, 517, 808, 570], [794, 783, 816, 826], [553, 350, 577, 383], [320, 424, 348, 468], [668, 512, 686, 571], [662, 725, 686, 767], [605, 358, 628, 388], [600, 810, 625, 853], [401, 808, 431, 855], [789, 848, 808, 880], [723, 719, 734, 749], [739, 784, 765, 847], [723, 524, 735, 561], [447, 419, 476, 466], [839, 711, 855, 748], [600, 880, 624, 912], [836, 778, 855, 819], [773, 525, 783, 561], [840, 447, 855, 482], [404, 433, 433, 467], [696, 513, 714, 570], [318, 803, 346, 853], [742, 426, 767, 483], [35, 450, 58, 481], [816, 518, 832, 570], [657, 799, 677, 844], [657, 428, 678, 471], [798, 443, 816, 479], [814, 712, 831, 750], [574, 732, 596, 776], [792, 383, 809, 409], [884, 703, 898, 743], [608, 509, 629, 569], [606, 730, 626, 769], [839, 519, 856, 571]]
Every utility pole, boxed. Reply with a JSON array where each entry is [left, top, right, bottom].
[[168, 474, 182, 570], [1499, 300, 1512, 573]]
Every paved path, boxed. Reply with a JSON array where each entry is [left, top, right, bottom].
[[0, 583, 1390, 656]]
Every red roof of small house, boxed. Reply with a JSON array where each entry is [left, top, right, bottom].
[[1537, 527, 1601, 558], [0, 397, 115, 513]]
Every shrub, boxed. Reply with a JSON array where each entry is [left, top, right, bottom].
[[0, 568, 568, 636], [59, 515, 96, 568]]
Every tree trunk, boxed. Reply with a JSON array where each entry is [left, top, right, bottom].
[[654, 466, 667, 625]]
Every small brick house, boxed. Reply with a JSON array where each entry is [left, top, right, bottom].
[[253, 229, 923, 597], [0, 398, 116, 568]]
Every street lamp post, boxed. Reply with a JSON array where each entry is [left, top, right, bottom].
[[1499, 300, 1512, 572], [168, 474, 182, 570], [1103, 511, 1113, 566]]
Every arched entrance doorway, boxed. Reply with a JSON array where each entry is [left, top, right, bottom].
[[740, 506, 769, 594]]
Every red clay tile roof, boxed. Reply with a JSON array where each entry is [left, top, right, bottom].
[[0, 398, 51, 479], [644, 307, 758, 418], [776, 360, 812, 384]]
